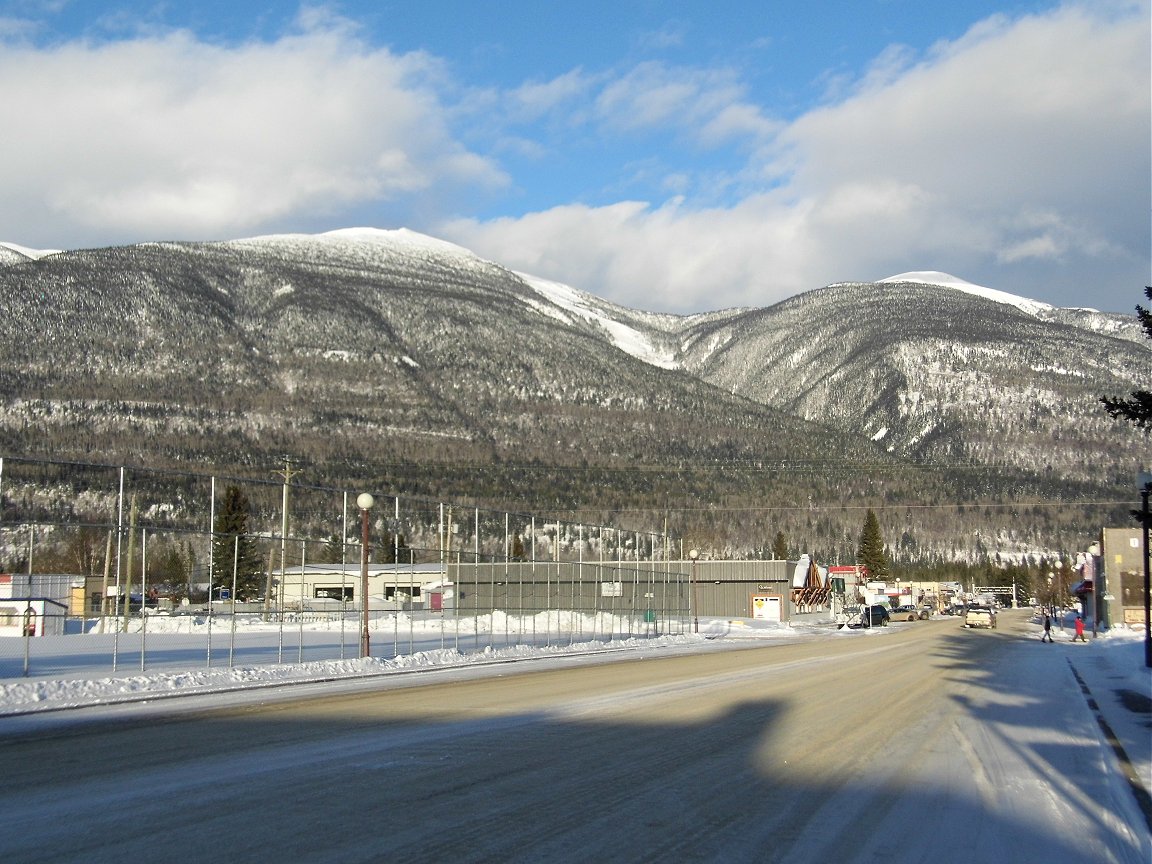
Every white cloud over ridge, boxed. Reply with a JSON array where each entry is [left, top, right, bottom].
[[0, 2, 1146, 314], [0, 12, 505, 242], [445, 3, 1150, 313]]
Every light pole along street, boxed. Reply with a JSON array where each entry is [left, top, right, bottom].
[[357, 492, 374, 659]]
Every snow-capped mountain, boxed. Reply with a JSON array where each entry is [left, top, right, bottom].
[[674, 276, 1148, 486], [876, 270, 1056, 316], [0, 228, 1145, 559]]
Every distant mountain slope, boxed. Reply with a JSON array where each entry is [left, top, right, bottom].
[[0, 241, 59, 266], [674, 278, 1148, 486], [0, 229, 1144, 559], [0, 229, 881, 475]]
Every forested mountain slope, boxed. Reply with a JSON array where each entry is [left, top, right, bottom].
[[0, 229, 1145, 560]]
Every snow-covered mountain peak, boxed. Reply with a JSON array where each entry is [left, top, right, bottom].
[[226, 227, 480, 263], [318, 227, 478, 257], [0, 241, 61, 260], [879, 271, 1054, 316]]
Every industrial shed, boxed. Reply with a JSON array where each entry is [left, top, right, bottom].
[[446, 558, 803, 622]]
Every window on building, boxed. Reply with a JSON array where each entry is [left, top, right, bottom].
[[314, 586, 353, 601]]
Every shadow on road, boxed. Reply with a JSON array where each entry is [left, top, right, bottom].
[[1, 622, 1145, 863]]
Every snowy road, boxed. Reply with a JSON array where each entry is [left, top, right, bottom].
[[0, 610, 1147, 863]]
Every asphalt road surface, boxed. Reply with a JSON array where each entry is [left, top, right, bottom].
[[0, 610, 1145, 863]]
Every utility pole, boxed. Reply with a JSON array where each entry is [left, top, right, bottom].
[[98, 530, 113, 633], [270, 457, 304, 617]]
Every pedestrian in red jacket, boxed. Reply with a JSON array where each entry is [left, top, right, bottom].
[[1073, 615, 1087, 642]]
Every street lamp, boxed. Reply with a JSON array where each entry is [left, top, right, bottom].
[[1054, 560, 1065, 630], [688, 548, 699, 634], [1139, 473, 1152, 669], [357, 492, 375, 659], [1087, 542, 1100, 639]]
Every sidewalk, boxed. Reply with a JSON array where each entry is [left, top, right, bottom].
[[1041, 623, 1151, 821]]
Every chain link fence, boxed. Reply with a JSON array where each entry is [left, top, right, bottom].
[[0, 456, 688, 679]]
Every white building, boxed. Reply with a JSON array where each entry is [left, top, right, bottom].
[[0, 573, 70, 636], [274, 563, 448, 610]]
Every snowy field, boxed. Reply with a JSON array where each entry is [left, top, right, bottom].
[[0, 609, 743, 711], [0, 607, 693, 689]]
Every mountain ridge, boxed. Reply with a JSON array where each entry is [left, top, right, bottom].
[[0, 227, 1146, 561]]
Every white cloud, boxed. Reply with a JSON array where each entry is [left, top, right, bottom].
[[0, 3, 1145, 315], [998, 234, 1061, 264], [595, 61, 776, 146], [446, 3, 1149, 313], [636, 21, 688, 51], [0, 13, 505, 244], [508, 69, 593, 121], [444, 195, 819, 313]]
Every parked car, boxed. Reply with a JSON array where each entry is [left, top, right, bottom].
[[892, 604, 920, 622], [847, 604, 890, 628], [917, 606, 933, 620]]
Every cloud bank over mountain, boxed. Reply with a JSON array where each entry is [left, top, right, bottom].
[[0, 2, 1146, 314]]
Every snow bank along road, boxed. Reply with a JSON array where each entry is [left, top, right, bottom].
[[0, 611, 1147, 864]]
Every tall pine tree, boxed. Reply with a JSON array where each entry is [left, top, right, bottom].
[[772, 531, 789, 560], [856, 508, 890, 580], [212, 485, 265, 600]]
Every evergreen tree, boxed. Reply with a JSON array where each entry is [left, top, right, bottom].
[[373, 527, 394, 564], [772, 531, 789, 560], [1102, 286, 1152, 429], [320, 533, 345, 564], [856, 508, 890, 580], [211, 485, 265, 600], [152, 543, 188, 589]]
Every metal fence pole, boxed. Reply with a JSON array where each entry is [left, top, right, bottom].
[[113, 468, 124, 672], [22, 600, 31, 677], [341, 491, 348, 660], [297, 539, 306, 663], [207, 476, 215, 669], [229, 534, 238, 667], [140, 529, 148, 672]]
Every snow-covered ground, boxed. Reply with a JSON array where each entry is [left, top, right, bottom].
[[0, 609, 708, 712], [1, 611, 1148, 815], [0, 610, 1148, 863]]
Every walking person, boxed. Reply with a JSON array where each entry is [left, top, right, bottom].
[[1041, 612, 1053, 642], [1072, 614, 1087, 643]]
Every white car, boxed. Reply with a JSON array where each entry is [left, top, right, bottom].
[[964, 606, 996, 629]]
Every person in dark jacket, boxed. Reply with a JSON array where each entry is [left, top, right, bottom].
[[1041, 612, 1053, 642]]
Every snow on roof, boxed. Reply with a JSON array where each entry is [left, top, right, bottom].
[[879, 271, 1054, 316]]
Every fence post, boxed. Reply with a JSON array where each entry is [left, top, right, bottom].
[[298, 539, 306, 664], [207, 476, 215, 669], [229, 534, 238, 668], [140, 528, 148, 672], [340, 490, 348, 660], [22, 602, 31, 677]]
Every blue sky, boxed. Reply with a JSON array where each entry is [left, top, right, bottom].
[[0, 1, 1147, 314]]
